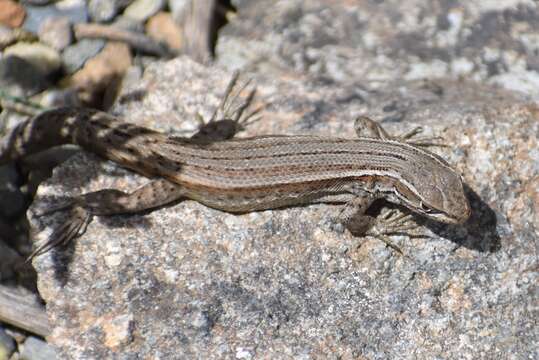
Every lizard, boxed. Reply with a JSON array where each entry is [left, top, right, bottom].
[[0, 73, 471, 259]]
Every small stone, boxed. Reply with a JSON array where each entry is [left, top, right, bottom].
[[0, 0, 26, 28], [20, 336, 58, 360], [88, 0, 120, 23], [62, 38, 105, 74], [146, 12, 182, 51], [69, 41, 132, 106], [23, 0, 88, 33], [39, 88, 82, 108], [111, 14, 144, 32], [38, 16, 73, 51], [0, 327, 15, 359], [123, 0, 165, 22], [4, 42, 61, 76]]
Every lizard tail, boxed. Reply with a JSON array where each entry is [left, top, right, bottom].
[[0, 107, 86, 164]]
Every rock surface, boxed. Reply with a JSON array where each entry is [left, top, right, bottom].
[[30, 57, 537, 359], [218, 0, 539, 100]]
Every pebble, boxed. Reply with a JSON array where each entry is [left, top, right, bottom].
[[123, 0, 165, 22], [4, 42, 61, 76], [0, 0, 26, 28], [69, 41, 132, 106], [0, 327, 15, 360], [88, 0, 121, 23], [39, 88, 82, 108], [146, 12, 183, 51], [20, 336, 58, 360], [23, 0, 88, 33], [38, 16, 73, 51], [62, 38, 105, 74]]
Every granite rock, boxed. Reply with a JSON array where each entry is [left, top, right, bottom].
[[30, 57, 537, 359], [217, 0, 539, 99]]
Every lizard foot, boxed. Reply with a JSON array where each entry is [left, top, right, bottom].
[[363, 209, 419, 256], [28, 204, 91, 261], [191, 71, 263, 142]]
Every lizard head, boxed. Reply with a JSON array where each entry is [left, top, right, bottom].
[[392, 157, 471, 224]]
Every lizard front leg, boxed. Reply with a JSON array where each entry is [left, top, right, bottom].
[[354, 116, 447, 148]]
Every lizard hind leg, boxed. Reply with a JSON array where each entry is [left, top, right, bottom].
[[29, 179, 186, 260], [28, 204, 91, 261]]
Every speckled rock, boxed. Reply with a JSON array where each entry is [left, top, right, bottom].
[[30, 57, 537, 359], [217, 0, 539, 99]]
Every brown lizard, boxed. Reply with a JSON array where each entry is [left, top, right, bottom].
[[0, 74, 471, 259]]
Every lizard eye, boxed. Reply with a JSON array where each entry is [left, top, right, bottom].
[[419, 202, 432, 213]]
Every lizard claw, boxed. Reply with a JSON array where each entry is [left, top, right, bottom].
[[363, 209, 419, 256], [27, 205, 91, 261]]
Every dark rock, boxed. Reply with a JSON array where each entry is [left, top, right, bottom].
[[0, 55, 52, 96], [3, 42, 61, 76], [0, 163, 24, 210]]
